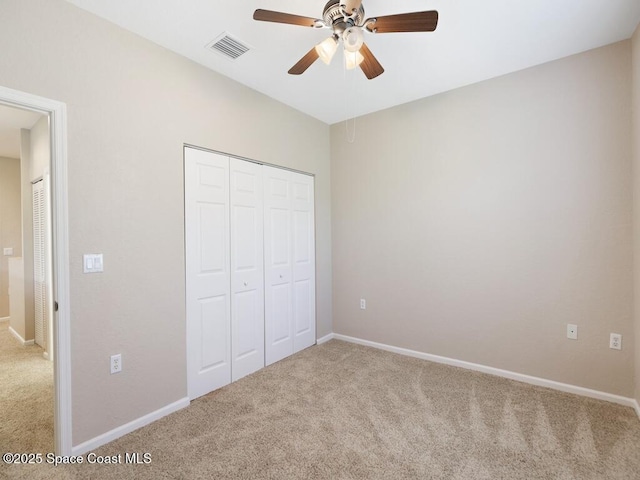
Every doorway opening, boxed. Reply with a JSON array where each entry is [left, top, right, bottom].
[[0, 85, 71, 455]]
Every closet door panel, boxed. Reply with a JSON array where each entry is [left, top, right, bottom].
[[185, 148, 231, 399], [264, 166, 294, 365], [234, 290, 260, 353], [271, 283, 292, 342], [292, 172, 316, 352], [33, 180, 45, 349], [294, 280, 312, 337], [200, 296, 229, 367], [230, 158, 264, 381]]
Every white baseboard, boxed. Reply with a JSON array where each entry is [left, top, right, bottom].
[[8, 326, 35, 346], [0, 316, 9, 323], [316, 333, 335, 345], [332, 333, 639, 414], [72, 397, 190, 456]]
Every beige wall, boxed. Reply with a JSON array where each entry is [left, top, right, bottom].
[[0, 156, 22, 319], [0, 0, 331, 445], [331, 41, 634, 397], [632, 24, 640, 405]]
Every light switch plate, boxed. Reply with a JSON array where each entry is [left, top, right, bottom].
[[567, 324, 578, 340], [83, 254, 104, 273], [3, 247, 13, 256]]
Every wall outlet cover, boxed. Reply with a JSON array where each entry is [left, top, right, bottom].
[[609, 333, 622, 350], [110, 354, 122, 374]]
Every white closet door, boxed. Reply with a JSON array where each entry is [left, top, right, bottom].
[[230, 158, 264, 381], [32, 180, 47, 351], [263, 166, 294, 365], [185, 148, 231, 399], [291, 172, 316, 353]]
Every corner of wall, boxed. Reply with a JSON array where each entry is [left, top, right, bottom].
[[19, 128, 35, 341], [632, 22, 640, 408]]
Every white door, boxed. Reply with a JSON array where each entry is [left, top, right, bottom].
[[185, 148, 231, 399], [264, 167, 316, 364], [263, 166, 294, 365], [32, 179, 48, 353], [291, 172, 316, 353], [230, 158, 264, 381]]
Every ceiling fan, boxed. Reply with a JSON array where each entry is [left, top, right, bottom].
[[253, 0, 439, 79]]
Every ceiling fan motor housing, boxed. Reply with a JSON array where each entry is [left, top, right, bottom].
[[323, 0, 365, 33]]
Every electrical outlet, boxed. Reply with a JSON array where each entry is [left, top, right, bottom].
[[360, 299, 366, 310], [610, 333, 622, 350], [567, 324, 578, 340], [110, 354, 122, 374]]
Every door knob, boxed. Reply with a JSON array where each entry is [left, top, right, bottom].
[[244, 281, 248, 286]]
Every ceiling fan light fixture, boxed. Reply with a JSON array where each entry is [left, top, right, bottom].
[[315, 36, 338, 65], [342, 26, 364, 53], [344, 49, 364, 70], [254, 3, 439, 80]]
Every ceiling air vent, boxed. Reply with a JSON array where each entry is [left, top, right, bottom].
[[207, 33, 251, 60]]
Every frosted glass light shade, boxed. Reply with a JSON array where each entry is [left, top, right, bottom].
[[315, 37, 338, 65], [345, 50, 364, 70], [343, 26, 364, 53]]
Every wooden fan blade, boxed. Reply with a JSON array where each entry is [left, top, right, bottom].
[[288, 47, 320, 75], [365, 11, 438, 33], [359, 43, 384, 79], [253, 9, 319, 28]]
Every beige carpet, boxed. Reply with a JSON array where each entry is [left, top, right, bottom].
[[0, 322, 54, 455], [3, 339, 640, 479]]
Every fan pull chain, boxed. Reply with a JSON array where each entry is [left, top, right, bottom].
[[344, 49, 357, 144], [346, 109, 357, 144]]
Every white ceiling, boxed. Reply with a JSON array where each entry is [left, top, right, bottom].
[[0, 104, 44, 158], [67, 0, 640, 125]]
